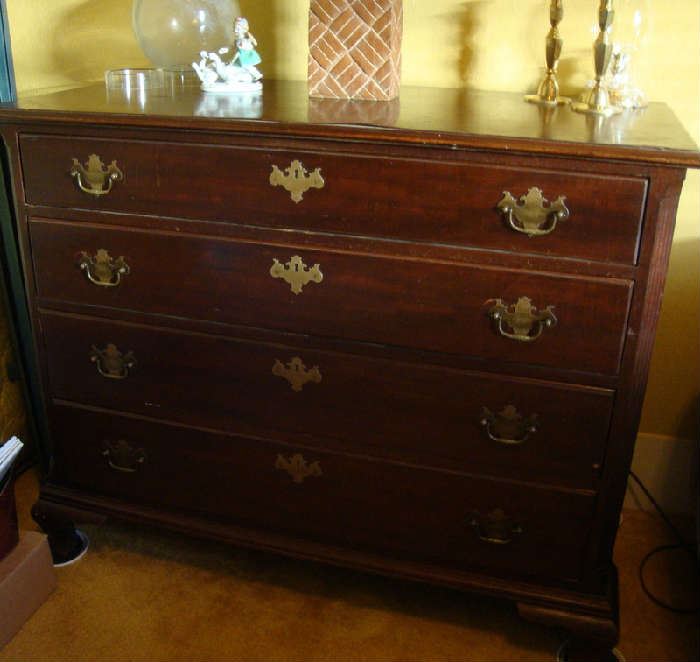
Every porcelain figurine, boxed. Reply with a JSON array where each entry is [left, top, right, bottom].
[[192, 16, 262, 93], [232, 17, 262, 81]]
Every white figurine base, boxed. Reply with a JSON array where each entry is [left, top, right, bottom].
[[200, 80, 262, 94]]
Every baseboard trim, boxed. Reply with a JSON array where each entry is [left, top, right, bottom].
[[625, 433, 698, 515]]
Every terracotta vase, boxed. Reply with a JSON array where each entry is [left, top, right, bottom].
[[308, 0, 403, 101]]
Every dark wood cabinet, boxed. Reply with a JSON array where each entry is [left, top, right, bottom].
[[1, 81, 698, 658]]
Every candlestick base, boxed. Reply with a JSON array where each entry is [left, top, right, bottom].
[[571, 98, 622, 117], [571, 85, 622, 117], [525, 93, 570, 107], [571, 101, 621, 117]]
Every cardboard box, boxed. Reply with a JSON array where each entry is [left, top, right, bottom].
[[0, 476, 19, 560], [0, 531, 56, 649]]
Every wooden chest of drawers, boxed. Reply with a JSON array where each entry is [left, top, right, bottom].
[[1, 82, 698, 658]]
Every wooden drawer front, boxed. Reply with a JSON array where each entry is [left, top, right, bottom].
[[43, 312, 612, 489], [21, 135, 646, 264], [32, 221, 633, 375], [51, 404, 595, 582]]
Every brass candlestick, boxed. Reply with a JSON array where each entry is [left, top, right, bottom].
[[526, 0, 570, 106], [572, 0, 622, 116]]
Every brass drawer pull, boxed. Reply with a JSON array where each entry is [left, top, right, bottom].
[[70, 154, 123, 196], [275, 453, 322, 484], [90, 343, 137, 379], [269, 159, 325, 203], [469, 509, 523, 545], [272, 357, 322, 392], [102, 439, 146, 473], [487, 296, 557, 342], [78, 249, 130, 287], [497, 187, 569, 237], [270, 255, 323, 295], [480, 405, 538, 446]]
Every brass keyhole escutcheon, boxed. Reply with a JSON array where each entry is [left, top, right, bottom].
[[275, 453, 322, 484], [70, 154, 123, 196], [272, 357, 322, 392], [78, 249, 130, 287], [269, 159, 325, 203], [270, 255, 323, 295]]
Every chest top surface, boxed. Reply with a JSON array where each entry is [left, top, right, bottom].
[[0, 80, 698, 168]]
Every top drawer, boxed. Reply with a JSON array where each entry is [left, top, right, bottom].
[[20, 135, 647, 265]]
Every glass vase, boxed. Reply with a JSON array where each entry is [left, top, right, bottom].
[[607, 0, 651, 108], [580, 0, 651, 109], [133, 0, 241, 71]]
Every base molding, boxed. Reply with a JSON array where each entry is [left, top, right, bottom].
[[36, 482, 618, 645], [518, 593, 618, 645]]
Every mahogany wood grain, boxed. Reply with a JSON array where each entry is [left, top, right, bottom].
[[38, 299, 623, 391], [49, 402, 596, 583], [31, 221, 633, 375], [20, 134, 647, 265], [41, 310, 612, 490], [27, 206, 642, 282], [582, 168, 688, 570], [4, 82, 700, 167]]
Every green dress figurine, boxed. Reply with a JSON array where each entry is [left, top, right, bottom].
[[192, 16, 262, 93]]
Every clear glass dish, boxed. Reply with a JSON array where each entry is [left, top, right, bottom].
[[105, 68, 166, 93]]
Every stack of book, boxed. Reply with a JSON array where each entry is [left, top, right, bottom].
[[0, 436, 22, 494]]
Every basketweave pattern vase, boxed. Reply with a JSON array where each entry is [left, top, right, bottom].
[[308, 0, 403, 101]]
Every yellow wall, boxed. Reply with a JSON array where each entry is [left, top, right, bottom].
[[6, 0, 700, 439]]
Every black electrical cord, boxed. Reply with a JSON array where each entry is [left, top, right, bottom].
[[628, 470, 699, 614]]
